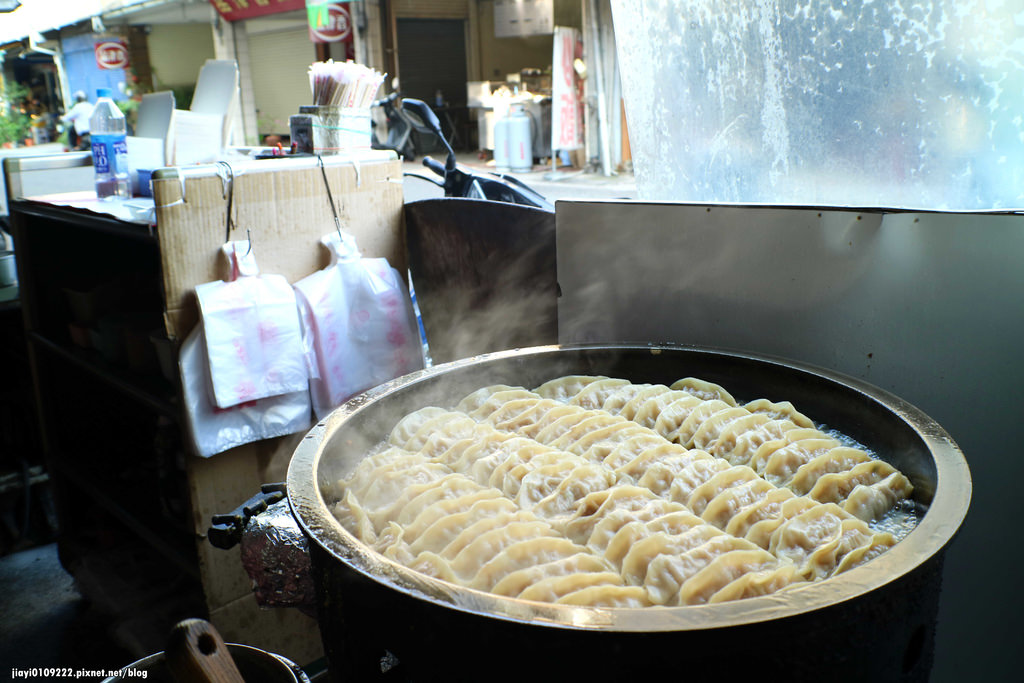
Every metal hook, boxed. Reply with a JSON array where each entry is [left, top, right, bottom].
[[245, 228, 252, 257], [216, 161, 235, 242], [318, 155, 344, 242]]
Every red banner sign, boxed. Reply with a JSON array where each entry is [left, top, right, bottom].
[[95, 40, 129, 71], [208, 0, 306, 22], [308, 3, 352, 43]]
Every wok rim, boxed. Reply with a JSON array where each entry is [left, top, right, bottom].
[[287, 343, 971, 632]]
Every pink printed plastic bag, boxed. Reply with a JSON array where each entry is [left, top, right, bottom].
[[180, 322, 311, 458], [294, 231, 424, 420], [195, 241, 309, 409]]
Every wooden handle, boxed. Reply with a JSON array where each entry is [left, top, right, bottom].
[[165, 618, 246, 683]]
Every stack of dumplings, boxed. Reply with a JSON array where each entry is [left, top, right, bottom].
[[329, 375, 914, 609]]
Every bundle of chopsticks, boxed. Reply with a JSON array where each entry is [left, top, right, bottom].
[[309, 60, 386, 109]]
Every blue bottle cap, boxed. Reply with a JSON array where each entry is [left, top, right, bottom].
[[96, 87, 112, 99]]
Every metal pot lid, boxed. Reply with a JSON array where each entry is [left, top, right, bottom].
[[287, 343, 971, 631]]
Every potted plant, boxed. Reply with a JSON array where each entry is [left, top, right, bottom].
[[0, 82, 32, 148]]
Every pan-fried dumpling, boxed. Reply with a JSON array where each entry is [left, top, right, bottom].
[[406, 496, 518, 554], [670, 377, 737, 406], [538, 412, 623, 447], [787, 447, 873, 495], [466, 389, 542, 420], [748, 429, 832, 473], [701, 477, 776, 529], [635, 449, 716, 496], [532, 464, 619, 521], [707, 563, 803, 603], [641, 534, 760, 605], [342, 449, 427, 499], [744, 398, 815, 428], [569, 378, 632, 410], [403, 412, 476, 452], [834, 530, 897, 574], [587, 504, 697, 555], [332, 489, 376, 544], [691, 406, 753, 451], [633, 390, 691, 430], [718, 418, 799, 466], [744, 495, 819, 549], [455, 384, 522, 414], [674, 399, 732, 448], [438, 512, 538, 561], [762, 438, 843, 487], [517, 571, 625, 603], [534, 375, 608, 401], [604, 514, 714, 568], [675, 548, 778, 605], [483, 397, 559, 429], [652, 394, 704, 442], [723, 487, 797, 541], [842, 474, 913, 522], [491, 552, 613, 597], [489, 449, 580, 497], [768, 503, 863, 579], [685, 465, 762, 517], [449, 520, 559, 581], [512, 404, 584, 439], [563, 485, 661, 544], [664, 458, 732, 508], [620, 527, 729, 587], [470, 536, 587, 590], [393, 473, 491, 526], [361, 462, 452, 521], [618, 385, 674, 421], [807, 460, 907, 505], [388, 407, 449, 446]]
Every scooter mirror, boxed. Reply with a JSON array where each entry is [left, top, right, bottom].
[[401, 98, 443, 135]]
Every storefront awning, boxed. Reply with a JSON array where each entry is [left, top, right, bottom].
[[0, 0, 103, 46]]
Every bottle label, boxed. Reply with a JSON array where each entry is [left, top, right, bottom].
[[92, 135, 127, 175]]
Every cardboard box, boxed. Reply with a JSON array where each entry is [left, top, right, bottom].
[[150, 150, 405, 341]]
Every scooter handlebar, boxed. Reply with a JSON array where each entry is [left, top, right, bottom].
[[422, 156, 447, 178]]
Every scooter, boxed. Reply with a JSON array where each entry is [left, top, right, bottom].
[[371, 91, 417, 161], [400, 98, 554, 212]]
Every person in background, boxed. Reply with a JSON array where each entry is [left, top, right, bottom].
[[60, 91, 94, 151]]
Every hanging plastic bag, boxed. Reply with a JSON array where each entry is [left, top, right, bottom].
[[195, 240, 309, 408], [294, 231, 424, 420], [180, 322, 311, 458]]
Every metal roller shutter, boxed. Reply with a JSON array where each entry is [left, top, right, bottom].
[[396, 18, 468, 106], [248, 27, 318, 137]]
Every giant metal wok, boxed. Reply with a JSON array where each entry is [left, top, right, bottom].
[[286, 344, 970, 682]]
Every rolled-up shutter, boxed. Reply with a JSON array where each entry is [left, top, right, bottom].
[[248, 27, 317, 137]]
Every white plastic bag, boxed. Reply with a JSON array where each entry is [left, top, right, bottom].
[[180, 322, 311, 458], [294, 231, 424, 419], [195, 241, 308, 408]]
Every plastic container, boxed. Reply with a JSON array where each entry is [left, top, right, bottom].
[[90, 87, 130, 199]]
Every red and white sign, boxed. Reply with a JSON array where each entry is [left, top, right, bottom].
[[95, 39, 129, 71], [309, 2, 352, 43], [551, 26, 583, 151]]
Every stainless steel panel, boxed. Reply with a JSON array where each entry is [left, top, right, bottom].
[[555, 199, 1023, 682]]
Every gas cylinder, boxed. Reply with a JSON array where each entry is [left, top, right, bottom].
[[507, 103, 533, 172], [493, 109, 511, 172]]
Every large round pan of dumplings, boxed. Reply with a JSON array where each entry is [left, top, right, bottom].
[[287, 343, 970, 682]]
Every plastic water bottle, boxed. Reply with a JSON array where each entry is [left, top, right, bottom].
[[90, 88, 129, 199]]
